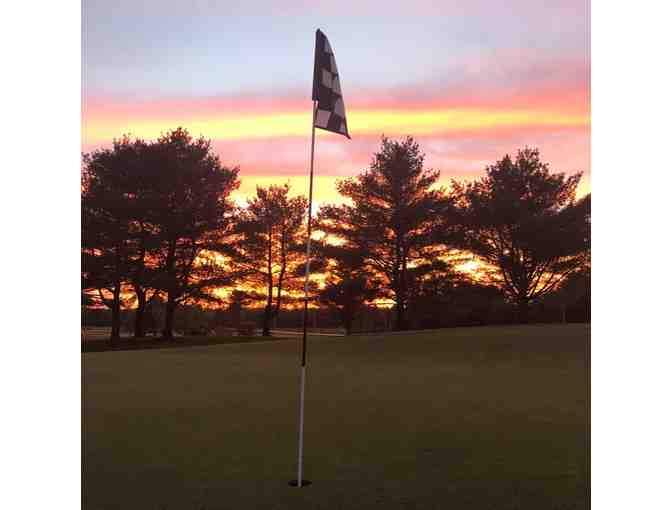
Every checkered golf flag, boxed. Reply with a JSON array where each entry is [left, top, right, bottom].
[[312, 29, 350, 139]]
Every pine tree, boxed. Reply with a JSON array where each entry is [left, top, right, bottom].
[[230, 184, 308, 336], [319, 137, 451, 330], [451, 148, 590, 323]]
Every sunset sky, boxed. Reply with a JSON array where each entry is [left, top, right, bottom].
[[82, 0, 590, 206]]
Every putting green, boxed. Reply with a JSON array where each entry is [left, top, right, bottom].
[[83, 323, 589, 509]]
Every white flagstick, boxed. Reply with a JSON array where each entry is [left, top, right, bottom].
[[294, 100, 317, 488]]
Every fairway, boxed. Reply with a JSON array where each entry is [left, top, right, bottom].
[[83, 324, 589, 510]]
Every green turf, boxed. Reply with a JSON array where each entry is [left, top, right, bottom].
[[83, 323, 589, 510]]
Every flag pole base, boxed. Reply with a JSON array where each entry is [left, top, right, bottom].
[[288, 480, 312, 487]]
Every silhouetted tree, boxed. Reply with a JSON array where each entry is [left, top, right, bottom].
[[319, 136, 450, 330], [112, 137, 163, 338], [451, 148, 590, 323], [82, 137, 145, 342], [83, 136, 167, 339], [318, 245, 380, 335], [230, 184, 307, 336], [147, 128, 240, 339], [125, 185, 164, 338]]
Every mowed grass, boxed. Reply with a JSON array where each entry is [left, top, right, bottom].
[[83, 324, 589, 510]]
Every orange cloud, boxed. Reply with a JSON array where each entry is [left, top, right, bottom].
[[84, 106, 588, 145]]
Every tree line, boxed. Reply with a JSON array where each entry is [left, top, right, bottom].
[[82, 128, 590, 343]]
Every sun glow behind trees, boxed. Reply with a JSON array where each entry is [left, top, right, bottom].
[[83, 130, 590, 337]]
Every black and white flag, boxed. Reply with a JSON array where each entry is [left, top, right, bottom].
[[312, 29, 350, 139]]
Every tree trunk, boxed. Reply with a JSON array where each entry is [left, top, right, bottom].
[[262, 270, 273, 336], [230, 301, 241, 330], [343, 312, 353, 336], [262, 229, 273, 337], [262, 269, 273, 337], [262, 304, 272, 336], [274, 234, 286, 322], [399, 253, 409, 331], [395, 301, 408, 331], [163, 294, 176, 340], [162, 236, 177, 340], [110, 282, 121, 344], [134, 288, 147, 338], [517, 298, 530, 324]]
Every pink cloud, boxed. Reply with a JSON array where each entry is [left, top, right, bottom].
[[83, 48, 589, 129], [213, 126, 590, 197]]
